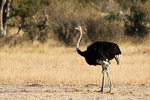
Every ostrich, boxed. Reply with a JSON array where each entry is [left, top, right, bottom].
[[75, 26, 121, 93]]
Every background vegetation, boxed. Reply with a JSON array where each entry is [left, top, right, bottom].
[[1, 0, 150, 46]]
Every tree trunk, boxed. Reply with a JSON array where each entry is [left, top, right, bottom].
[[0, 0, 11, 36]]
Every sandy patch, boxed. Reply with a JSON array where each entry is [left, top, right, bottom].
[[0, 84, 149, 100]]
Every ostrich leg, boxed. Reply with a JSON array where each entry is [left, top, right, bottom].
[[100, 66, 105, 92], [105, 67, 113, 92]]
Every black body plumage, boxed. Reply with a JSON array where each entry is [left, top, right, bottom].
[[77, 41, 121, 66]]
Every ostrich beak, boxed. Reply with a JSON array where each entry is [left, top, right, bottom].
[[75, 27, 79, 31]]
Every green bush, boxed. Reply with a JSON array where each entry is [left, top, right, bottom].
[[124, 2, 150, 37]]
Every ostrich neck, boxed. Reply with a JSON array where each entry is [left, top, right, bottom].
[[76, 29, 82, 49], [76, 28, 85, 57]]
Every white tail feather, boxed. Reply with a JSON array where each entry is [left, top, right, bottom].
[[115, 54, 121, 65]]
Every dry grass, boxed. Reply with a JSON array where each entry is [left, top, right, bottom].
[[0, 43, 150, 86]]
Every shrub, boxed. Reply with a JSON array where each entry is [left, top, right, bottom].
[[48, 0, 125, 45], [49, 1, 80, 45], [123, 2, 150, 37], [86, 17, 124, 42], [23, 10, 50, 43]]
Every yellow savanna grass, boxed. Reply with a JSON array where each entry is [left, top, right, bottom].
[[0, 43, 149, 86]]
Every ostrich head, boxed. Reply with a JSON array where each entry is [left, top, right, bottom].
[[75, 26, 82, 31]]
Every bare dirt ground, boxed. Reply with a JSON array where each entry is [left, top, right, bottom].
[[0, 84, 149, 100]]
